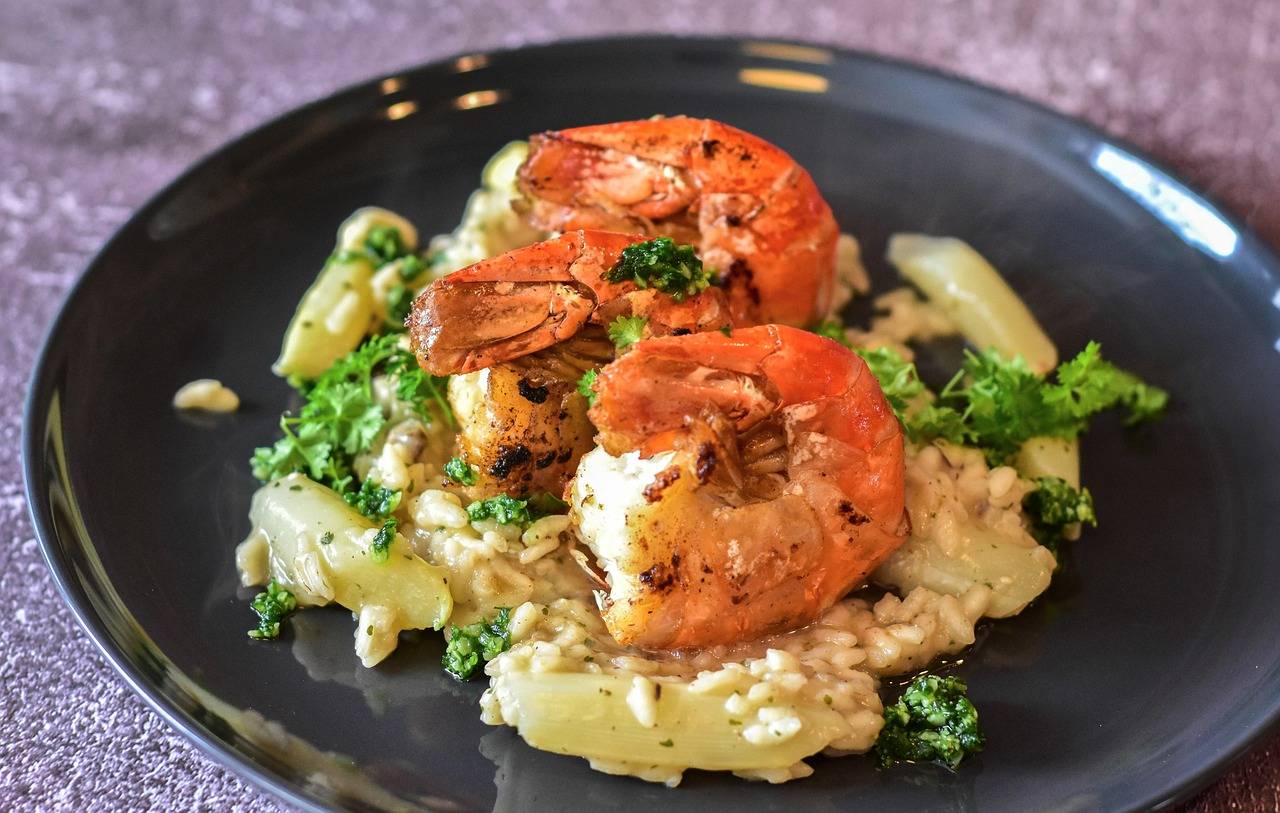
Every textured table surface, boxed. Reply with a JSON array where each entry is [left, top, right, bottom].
[[2, 1, 1278, 810]]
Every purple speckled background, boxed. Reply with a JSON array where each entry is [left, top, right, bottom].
[[2, 1, 1278, 810]]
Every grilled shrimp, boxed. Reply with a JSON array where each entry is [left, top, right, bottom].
[[447, 331, 608, 499], [570, 325, 907, 650], [410, 229, 730, 497], [409, 229, 731, 376], [518, 116, 839, 327]]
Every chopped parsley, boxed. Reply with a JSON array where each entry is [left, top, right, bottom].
[[370, 518, 397, 563], [247, 581, 297, 640], [444, 456, 478, 486], [397, 253, 428, 282], [465, 492, 566, 526], [385, 284, 414, 330], [606, 237, 716, 302], [344, 478, 401, 521], [442, 608, 512, 680], [577, 368, 599, 407], [875, 674, 984, 769], [607, 315, 648, 351], [1022, 476, 1097, 555], [658, 739, 674, 748], [365, 225, 410, 264], [319, 531, 334, 546], [251, 334, 451, 494], [466, 494, 532, 525]]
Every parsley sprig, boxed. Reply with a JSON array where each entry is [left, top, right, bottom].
[[251, 334, 452, 495], [577, 368, 599, 407], [850, 341, 1166, 464], [606, 315, 648, 351]]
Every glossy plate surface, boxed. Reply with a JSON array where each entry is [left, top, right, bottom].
[[24, 36, 1280, 812]]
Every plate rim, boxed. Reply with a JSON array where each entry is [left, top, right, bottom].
[[21, 33, 1280, 813]]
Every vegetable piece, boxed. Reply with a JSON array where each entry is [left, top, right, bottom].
[[607, 315, 648, 351], [442, 608, 512, 680], [430, 141, 547, 274], [875, 674, 984, 769], [344, 478, 401, 521], [577, 368, 599, 406], [480, 141, 529, 190], [1023, 476, 1097, 555], [247, 581, 297, 640], [247, 473, 452, 666], [873, 518, 1054, 618], [1014, 436, 1080, 487], [489, 672, 850, 771], [444, 456, 477, 486], [467, 494, 532, 525], [887, 234, 1058, 374], [605, 237, 716, 301], [275, 207, 419, 379], [273, 251, 376, 380]]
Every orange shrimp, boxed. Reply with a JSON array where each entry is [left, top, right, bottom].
[[518, 116, 838, 328], [409, 229, 731, 376], [570, 325, 907, 650]]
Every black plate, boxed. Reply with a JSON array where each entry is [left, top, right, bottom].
[[24, 36, 1280, 812]]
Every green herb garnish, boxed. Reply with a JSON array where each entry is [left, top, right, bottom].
[[370, 518, 397, 563], [577, 368, 599, 407], [365, 225, 410, 264], [466, 494, 532, 526], [444, 456, 477, 486], [251, 334, 452, 493], [854, 342, 1166, 464], [247, 581, 297, 640], [875, 675, 984, 769], [812, 318, 853, 347], [607, 315, 648, 351], [344, 478, 402, 521], [1022, 476, 1097, 555], [386, 284, 414, 330], [606, 237, 716, 302], [442, 608, 512, 680]]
